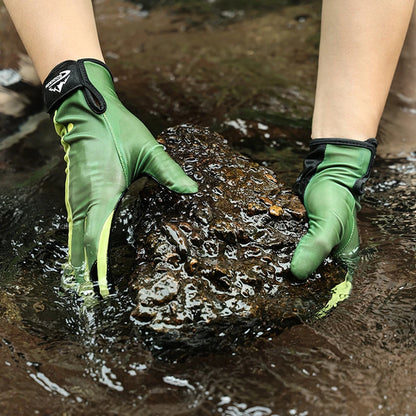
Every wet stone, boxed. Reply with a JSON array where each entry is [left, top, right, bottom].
[[110, 125, 345, 351], [269, 205, 283, 217]]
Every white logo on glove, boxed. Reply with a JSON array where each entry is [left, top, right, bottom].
[[45, 70, 71, 93]]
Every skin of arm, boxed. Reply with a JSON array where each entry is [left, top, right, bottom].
[[312, 0, 415, 141], [5, 0, 414, 131], [3, 0, 104, 82]]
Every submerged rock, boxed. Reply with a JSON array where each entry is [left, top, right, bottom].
[[110, 125, 345, 350]]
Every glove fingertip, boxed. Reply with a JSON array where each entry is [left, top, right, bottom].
[[290, 234, 333, 280], [290, 255, 313, 280], [291, 240, 315, 280], [167, 177, 199, 194]]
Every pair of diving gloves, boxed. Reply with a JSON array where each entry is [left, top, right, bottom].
[[42, 58, 377, 298]]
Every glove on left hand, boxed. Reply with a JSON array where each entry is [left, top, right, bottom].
[[43, 59, 198, 298], [290, 138, 377, 280]]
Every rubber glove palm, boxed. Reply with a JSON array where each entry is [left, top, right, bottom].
[[43, 59, 198, 297], [290, 138, 377, 279]]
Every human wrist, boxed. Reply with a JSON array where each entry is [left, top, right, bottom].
[[294, 138, 378, 202], [42, 58, 112, 114]]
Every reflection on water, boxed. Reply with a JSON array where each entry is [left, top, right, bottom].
[[0, 0, 415, 415]]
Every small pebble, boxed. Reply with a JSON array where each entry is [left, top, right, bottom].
[[269, 205, 283, 217]]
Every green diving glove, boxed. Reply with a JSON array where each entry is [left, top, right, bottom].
[[42, 59, 198, 298], [290, 138, 377, 280]]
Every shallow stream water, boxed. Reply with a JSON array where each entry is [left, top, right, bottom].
[[0, 1, 415, 415]]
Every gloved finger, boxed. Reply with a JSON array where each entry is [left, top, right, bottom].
[[290, 213, 344, 280], [68, 218, 87, 282], [83, 197, 120, 298], [138, 145, 198, 194]]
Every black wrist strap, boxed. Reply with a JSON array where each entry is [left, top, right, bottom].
[[293, 138, 378, 202], [42, 58, 112, 114]]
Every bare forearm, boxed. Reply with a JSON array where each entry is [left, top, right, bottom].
[[312, 0, 415, 140], [3, 0, 104, 82]]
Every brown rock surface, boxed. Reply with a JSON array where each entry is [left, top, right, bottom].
[[110, 125, 345, 349]]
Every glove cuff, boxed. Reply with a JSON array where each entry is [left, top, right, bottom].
[[294, 138, 377, 202], [42, 58, 113, 114]]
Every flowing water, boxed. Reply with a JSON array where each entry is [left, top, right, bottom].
[[0, 1, 415, 415]]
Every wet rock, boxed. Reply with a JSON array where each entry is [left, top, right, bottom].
[[110, 125, 345, 350]]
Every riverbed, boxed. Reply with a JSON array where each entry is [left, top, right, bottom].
[[0, 1, 415, 415]]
